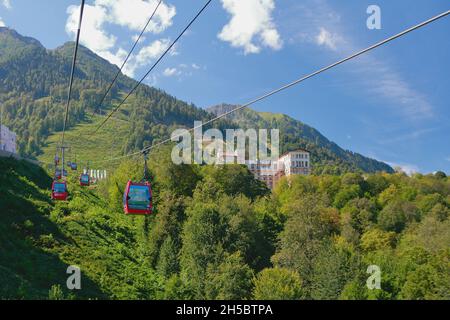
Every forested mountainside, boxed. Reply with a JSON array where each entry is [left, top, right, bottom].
[[1, 152, 448, 300], [0, 27, 216, 157], [208, 104, 394, 174], [0, 27, 391, 174]]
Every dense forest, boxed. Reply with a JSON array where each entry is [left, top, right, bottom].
[[1, 27, 447, 301], [0, 27, 392, 174], [1, 150, 448, 300], [0, 28, 215, 157]]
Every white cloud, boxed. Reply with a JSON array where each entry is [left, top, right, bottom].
[[132, 34, 146, 43], [65, 0, 176, 77], [162, 63, 202, 79], [0, 17, 5, 27], [2, 0, 11, 10], [95, 0, 175, 34], [163, 67, 179, 77], [288, 0, 433, 120], [219, 0, 283, 54], [136, 39, 170, 63], [446, 157, 450, 162], [66, 4, 116, 53], [315, 27, 344, 51], [387, 162, 420, 176]]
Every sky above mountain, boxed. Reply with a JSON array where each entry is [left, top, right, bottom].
[[0, 0, 449, 174]]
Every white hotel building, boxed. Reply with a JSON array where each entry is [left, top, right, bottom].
[[0, 125, 17, 154], [209, 141, 311, 190], [246, 149, 311, 189]]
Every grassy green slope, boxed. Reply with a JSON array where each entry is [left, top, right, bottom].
[[0, 157, 161, 299], [38, 113, 131, 171]]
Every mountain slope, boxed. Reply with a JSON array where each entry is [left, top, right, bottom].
[[0, 27, 214, 157], [0, 156, 164, 299], [0, 27, 392, 174], [208, 104, 393, 174]]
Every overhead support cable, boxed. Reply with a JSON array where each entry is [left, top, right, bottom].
[[90, 9, 449, 165], [59, 0, 86, 174], [91, 0, 214, 135], [92, 0, 163, 116], [61, 0, 85, 147]]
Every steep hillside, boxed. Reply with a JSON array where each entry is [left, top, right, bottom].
[[208, 104, 394, 174], [0, 27, 214, 158], [0, 157, 163, 299]]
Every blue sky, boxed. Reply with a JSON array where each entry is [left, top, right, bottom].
[[1, 0, 449, 174]]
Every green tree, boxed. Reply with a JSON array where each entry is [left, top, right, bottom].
[[360, 229, 396, 252], [310, 242, 357, 300], [272, 195, 330, 296], [400, 264, 439, 300], [205, 252, 254, 300], [201, 165, 268, 199], [333, 185, 361, 209], [156, 236, 180, 279], [162, 275, 193, 300], [378, 200, 418, 233], [179, 201, 226, 298], [48, 285, 65, 300], [252, 268, 303, 300]]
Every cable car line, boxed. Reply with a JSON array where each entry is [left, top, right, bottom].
[[91, 0, 214, 135], [51, 0, 86, 201], [92, 0, 163, 116], [61, 0, 85, 148], [88, 9, 450, 166]]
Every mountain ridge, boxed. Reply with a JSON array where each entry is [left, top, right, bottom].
[[207, 104, 394, 174], [0, 27, 393, 174]]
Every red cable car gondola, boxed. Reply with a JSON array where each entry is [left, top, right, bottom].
[[51, 181, 68, 201], [79, 173, 90, 187], [55, 169, 62, 180], [123, 151, 153, 215], [123, 181, 153, 215]]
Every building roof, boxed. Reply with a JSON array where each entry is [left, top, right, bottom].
[[279, 148, 310, 158]]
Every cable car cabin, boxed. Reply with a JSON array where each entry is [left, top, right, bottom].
[[55, 169, 62, 180], [79, 174, 90, 187], [71, 163, 78, 171], [123, 181, 153, 215], [51, 181, 68, 201]]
